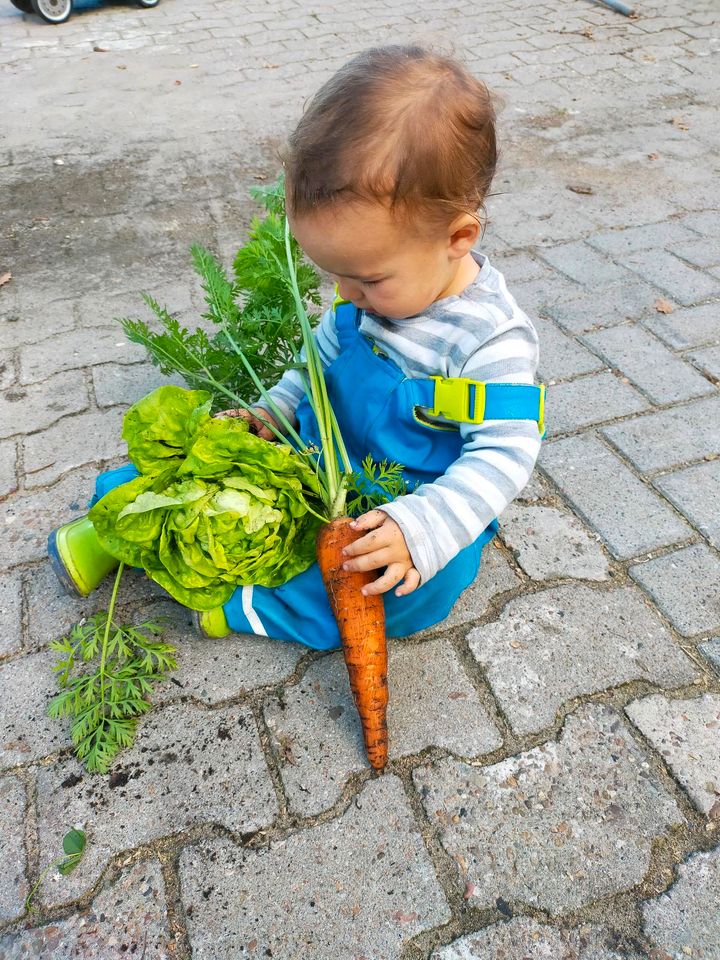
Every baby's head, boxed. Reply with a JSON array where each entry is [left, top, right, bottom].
[[284, 46, 497, 320]]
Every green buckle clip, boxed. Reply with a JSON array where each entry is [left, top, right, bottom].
[[429, 376, 486, 424]]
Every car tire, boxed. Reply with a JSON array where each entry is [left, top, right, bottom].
[[30, 0, 73, 23], [10, 0, 35, 13]]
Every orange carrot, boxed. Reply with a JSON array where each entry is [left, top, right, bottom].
[[316, 516, 388, 771]]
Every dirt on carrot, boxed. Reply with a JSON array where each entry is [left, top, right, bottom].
[[316, 517, 388, 771]]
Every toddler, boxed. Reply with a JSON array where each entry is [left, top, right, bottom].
[[50, 45, 543, 650]]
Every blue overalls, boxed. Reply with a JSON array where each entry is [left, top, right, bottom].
[[92, 302, 544, 651]]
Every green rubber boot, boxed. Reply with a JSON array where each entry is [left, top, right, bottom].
[[191, 607, 231, 639], [47, 515, 119, 597]]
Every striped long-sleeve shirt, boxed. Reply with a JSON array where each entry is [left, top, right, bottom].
[[259, 251, 541, 584]]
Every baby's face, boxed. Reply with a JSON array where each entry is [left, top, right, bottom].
[[289, 200, 459, 320]]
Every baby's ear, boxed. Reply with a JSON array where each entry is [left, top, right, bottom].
[[448, 214, 480, 257]]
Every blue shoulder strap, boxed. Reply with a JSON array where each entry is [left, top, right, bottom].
[[332, 297, 546, 434], [333, 300, 362, 348], [408, 377, 546, 435]]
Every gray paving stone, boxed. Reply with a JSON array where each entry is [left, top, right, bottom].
[[623, 249, 720, 306], [1, 466, 97, 566], [35, 701, 277, 905], [0, 349, 13, 390], [539, 435, 692, 559], [499, 503, 610, 581], [92, 361, 185, 408], [264, 641, 502, 816], [432, 918, 644, 960], [19, 327, 145, 385], [0, 860, 172, 959], [467, 585, 696, 735], [643, 846, 720, 959], [0, 649, 71, 769], [630, 544, 720, 637], [179, 776, 450, 959], [546, 371, 648, 436], [587, 221, 699, 257], [699, 637, 720, 675], [0, 774, 27, 921], [538, 241, 632, 287], [0, 437, 18, 499], [688, 343, 720, 380], [413, 704, 684, 915], [534, 314, 605, 383], [23, 561, 162, 651], [682, 211, 720, 237], [655, 459, 720, 548], [76, 283, 196, 332], [603, 396, 720, 473], [582, 324, 715, 404], [495, 252, 548, 285], [431, 540, 521, 631], [23, 407, 126, 489], [0, 298, 76, 350], [673, 236, 720, 269], [0, 369, 88, 440], [147, 601, 305, 705], [508, 275, 584, 320], [545, 278, 664, 334], [516, 468, 553, 503], [642, 301, 720, 350], [0, 570, 22, 657], [626, 694, 720, 817]]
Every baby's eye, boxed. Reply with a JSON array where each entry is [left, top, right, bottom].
[[362, 278, 383, 287]]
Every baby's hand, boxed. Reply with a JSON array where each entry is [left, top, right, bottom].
[[213, 406, 280, 441], [342, 510, 420, 597]]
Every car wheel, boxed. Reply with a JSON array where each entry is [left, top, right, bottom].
[[31, 0, 73, 23], [10, 0, 35, 13], [138, 0, 160, 7]]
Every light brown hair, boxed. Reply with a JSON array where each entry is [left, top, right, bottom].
[[284, 46, 498, 230]]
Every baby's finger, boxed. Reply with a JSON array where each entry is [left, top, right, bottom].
[[361, 563, 407, 596], [349, 510, 387, 532], [394, 567, 421, 597], [342, 526, 393, 558], [213, 408, 246, 419], [342, 547, 393, 573]]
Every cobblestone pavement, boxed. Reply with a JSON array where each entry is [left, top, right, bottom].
[[1, 0, 719, 957]]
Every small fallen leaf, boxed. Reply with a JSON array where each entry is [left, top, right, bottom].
[[93, 45, 109, 53], [643, 53, 656, 62], [0, 271, 11, 288], [671, 116, 689, 131], [648, 152, 660, 160], [567, 182, 594, 195], [262, 61, 279, 69], [174, 80, 182, 86], [392, 910, 419, 924], [654, 298, 674, 314], [116, 64, 127, 70], [709, 800, 720, 820]]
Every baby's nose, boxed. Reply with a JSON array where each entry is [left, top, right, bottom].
[[336, 278, 361, 302]]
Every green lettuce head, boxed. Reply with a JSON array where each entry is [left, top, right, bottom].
[[90, 387, 323, 610]]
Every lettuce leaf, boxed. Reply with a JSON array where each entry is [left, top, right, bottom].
[[90, 387, 322, 610]]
